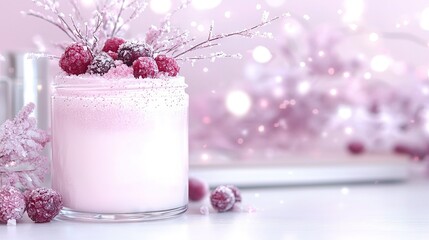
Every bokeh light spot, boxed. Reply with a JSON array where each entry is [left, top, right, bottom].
[[420, 8, 429, 30], [226, 90, 252, 117], [150, 0, 172, 14], [370, 55, 392, 72], [265, 0, 285, 7], [192, 0, 222, 10], [252, 46, 272, 63]]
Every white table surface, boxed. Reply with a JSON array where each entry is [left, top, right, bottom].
[[2, 178, 429, 240]]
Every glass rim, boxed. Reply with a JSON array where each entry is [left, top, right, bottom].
[[53, 75, 187, 90]]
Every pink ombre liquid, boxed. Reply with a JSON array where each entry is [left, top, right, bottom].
[[52, 76, 188, 215]]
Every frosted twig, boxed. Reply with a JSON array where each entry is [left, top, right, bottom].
[[173, 15, 283, 59], [110, 0, 126, 37], [115, 0, 148, 35], [176, 52, 242, 61], [25, 11, 77, 42], [69, 0, 83, 22], [26, 0, 148, 52], [208, 21, 214, 40], [25, 53, 60, 60], [164, 0, 191, 23]]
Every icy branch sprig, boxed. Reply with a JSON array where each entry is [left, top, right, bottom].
[[95, 0, 148, 39], [176, 52, 243, 66], [115, 0, 148, 37], [24, 0, 100, 53], [70, 15, 103, 55], [163, 0, 191, 24], [146, 1, 192, 52], [68, 0, 84, 22], [24, 0, 148, 54], [172, 14, 284, 60], [24, 2, 77, 42]]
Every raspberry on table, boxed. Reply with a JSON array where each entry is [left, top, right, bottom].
[[88, 52, 116, 75], [0, 186, 26, 224], [347, 141, 365, 155], [155, 55, 180, 76], [118, 41, 153, 66], [59, 43, 93, 75], [26, 188, 63, 223], [393, 144, 426, 159], [189, 177, 209, 202], [133, 57, 159, 79], [102, 37, 126, 53], [226, 185, 242, 203], [210, 185, 236, 212]]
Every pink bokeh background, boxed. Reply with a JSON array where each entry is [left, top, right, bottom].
[[1, 0, 429, 94], [2, 0, 429, 159]]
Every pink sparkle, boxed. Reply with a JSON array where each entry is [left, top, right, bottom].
[[202, 116, 211, 124], [259, 99, 269, 108]]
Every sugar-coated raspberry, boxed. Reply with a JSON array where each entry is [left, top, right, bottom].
[[59, 44, 92, 75], [0, 186, 26, 224], [133, 57, 159, 79], [107, 51, 119, 60], [26, 188, 63, 223], [104, 63, 134, 79], [88, 52, 116, 75], [210, 185, 235, 212], [102, 37, 126, 53], [23, 189, 32, 204], [155, 55, 180, 76], [347, 141, 365, 155], [226, 185, 242, 203], [189, 177, 209, 202], [118, 41, 153, 66]]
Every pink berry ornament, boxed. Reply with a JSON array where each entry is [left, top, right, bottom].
[[26, 188, 63, 223], [189, 177, 209, 202], [59, 43, 93, 75], [0, 186, 26, 224], [347, 141, 365, 155], [210, 185, 236, 212]]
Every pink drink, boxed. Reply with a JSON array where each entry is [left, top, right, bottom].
[[51, 75, 188, 221]]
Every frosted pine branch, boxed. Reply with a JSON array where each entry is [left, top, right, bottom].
[[0, 103, 50, 189]]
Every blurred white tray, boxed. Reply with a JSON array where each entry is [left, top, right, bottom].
[[189, 152, 410, 187]]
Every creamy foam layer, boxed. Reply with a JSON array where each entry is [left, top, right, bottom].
[[52, 75, 188, 128]]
